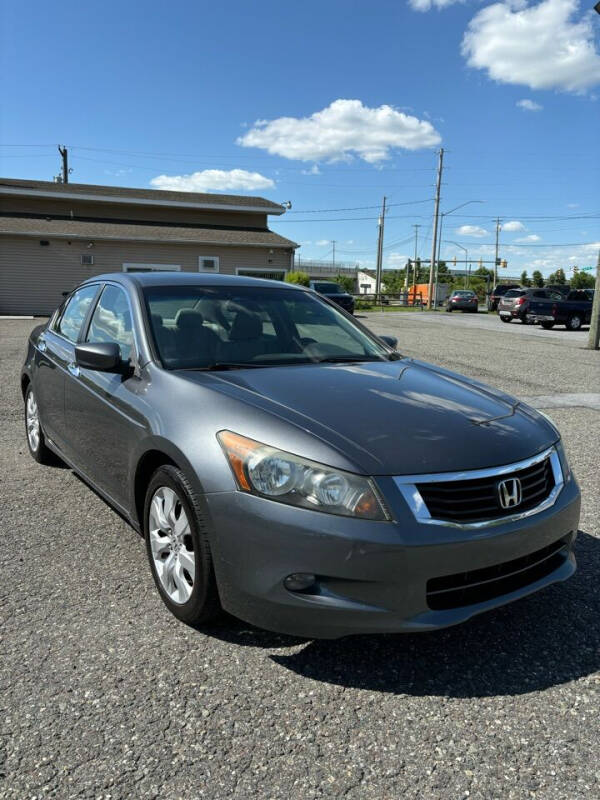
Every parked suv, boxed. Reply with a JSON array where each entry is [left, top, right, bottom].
[[309, 280, 355, 314], [488, 284, 521, 312], [498, 288, 563, 324]]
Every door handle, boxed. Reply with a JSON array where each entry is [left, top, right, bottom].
[[67, 362, 80, 378]]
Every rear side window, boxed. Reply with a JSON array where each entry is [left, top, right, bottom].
[[86, 285, 134, 361], [55, 285, 99, 342]]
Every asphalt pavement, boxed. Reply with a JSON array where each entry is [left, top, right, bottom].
[[1, 316, 599, 799]]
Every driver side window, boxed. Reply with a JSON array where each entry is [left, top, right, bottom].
[[56, 285, 99, 343], [86, 285, 134, 361]]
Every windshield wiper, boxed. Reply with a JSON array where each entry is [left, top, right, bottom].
[[314, 355, 385, 364]]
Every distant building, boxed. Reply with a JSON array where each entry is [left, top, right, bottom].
[[0, 177, 298, 314]]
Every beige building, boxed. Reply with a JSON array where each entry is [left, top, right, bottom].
[[0, 177, 298, 314]]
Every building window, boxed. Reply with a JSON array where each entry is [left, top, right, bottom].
[[81, 254, 94, 265], [122, 263, 181, 273], [199, 256, 220, 273]]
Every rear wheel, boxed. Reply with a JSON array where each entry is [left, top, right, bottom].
[[566, 314, 582, 331], [144, 465, 221, 626], [541, 321, 555, 330], [24, 385, 56, 465], [500, 316, 511, 323]]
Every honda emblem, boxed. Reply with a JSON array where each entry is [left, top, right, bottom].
[[497, 478, 522, 509]]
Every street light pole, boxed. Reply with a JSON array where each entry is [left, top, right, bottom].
[[433, 200, 484, 306]]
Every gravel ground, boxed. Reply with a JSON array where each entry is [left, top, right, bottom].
[[1, 316, 599, 800]]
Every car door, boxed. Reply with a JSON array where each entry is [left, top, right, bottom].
[[34, 284, 100, 451], [64, 283, 147, 509]]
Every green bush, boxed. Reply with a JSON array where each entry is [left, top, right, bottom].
[[285, 271, 310, 287]]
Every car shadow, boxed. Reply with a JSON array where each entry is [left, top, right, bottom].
[[209, 531, 600, 698]]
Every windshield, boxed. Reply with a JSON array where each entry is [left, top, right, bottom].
[[144, 285, 393, 370], [452, 291, 475, 297], [312, 283, 343, 294]]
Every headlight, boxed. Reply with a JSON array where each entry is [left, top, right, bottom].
[[555, 439, 572, 482], [217, 431, 390, 521]]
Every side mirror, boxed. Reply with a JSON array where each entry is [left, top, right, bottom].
[[75, 342, 122, 371], [378, 335, 398, 350]]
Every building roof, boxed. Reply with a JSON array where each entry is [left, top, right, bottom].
[[0, 215, 297, 249], [0, 177, 286, 215]]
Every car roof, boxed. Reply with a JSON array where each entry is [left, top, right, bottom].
[[82, 271, 309, 291]]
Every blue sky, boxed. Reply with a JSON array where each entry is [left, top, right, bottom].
[[1, 0, 599, 277]]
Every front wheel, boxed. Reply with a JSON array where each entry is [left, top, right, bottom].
[[500, 316, 511, 323], [144, 465, 221, 626], [566, 314, 582, 331], [541, 321, 555, 330], [24, 385, 56, 465]]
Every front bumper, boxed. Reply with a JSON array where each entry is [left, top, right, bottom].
[[205, 473, 580, 638]]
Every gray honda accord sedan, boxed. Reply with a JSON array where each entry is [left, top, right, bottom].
[[22, 272, 580, 638]]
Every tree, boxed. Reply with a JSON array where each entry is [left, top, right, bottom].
[[520, 270, 531, 287], [532, 270, 544, 287], [285, 271, 310, 287], [335, 274, 355, 294], [547, 268, 567, 284], [570, 270, 595, 289]]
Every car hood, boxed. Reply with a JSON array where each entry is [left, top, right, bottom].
[[180, 359, 557, 475]]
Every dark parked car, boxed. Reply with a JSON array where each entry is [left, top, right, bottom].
[[22, 272, 580, 638], [446, 289, 478, 312], [527, 289, 595, 330], [498, 288, 564, 324], [487, 284, 521, 311], [309, 280, 355, 314]]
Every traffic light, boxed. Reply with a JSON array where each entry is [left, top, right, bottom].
[[573, 265, 579, 274], [452, 256, 456, 266], [501, 260, 508, 269]]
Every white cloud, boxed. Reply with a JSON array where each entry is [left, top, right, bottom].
[[386, 252, 410, 267], [516, 99, 543, 112], [462, 0, 600, 93], [567, 202, 580, 208], [301, 165, 321, 175], [502, 220, 526, 232], [456, 225, 489, 237], [316, 239, 331, 247], [515, 234, 542, 242], [237, 99, 441, 163], [408, 0, 463, 9], [150, 169, 274, 192]]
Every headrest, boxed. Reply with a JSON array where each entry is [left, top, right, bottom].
[[229, 310, 262, 341], [151, 313, 164, 328], [175, 309, 204, 331]]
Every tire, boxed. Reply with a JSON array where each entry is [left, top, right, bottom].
[[144, 465, 221, 627], [566, 314, 582, 331], [541, 321, 554, 330], [446, 307, 452, 312], [24, 385, 56, 465], [500, 316, 511, 323]]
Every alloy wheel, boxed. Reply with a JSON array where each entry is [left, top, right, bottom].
[[26, 391, 40, 452], [148, 486, 195, 604]]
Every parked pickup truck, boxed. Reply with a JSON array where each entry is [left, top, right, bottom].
[[527, 289, 594, 331]]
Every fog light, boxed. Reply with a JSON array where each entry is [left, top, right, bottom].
[[284, 573, 316, 592]]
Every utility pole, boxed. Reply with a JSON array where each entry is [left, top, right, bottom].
[[494, 217, 501, 286], [332, 240, 336, 270], [407, 224, 420, 290], [427, 148, 444, 309], [58, 145, 70, 183], [587, 250, 600, 350], [375, 196, 387, 302]]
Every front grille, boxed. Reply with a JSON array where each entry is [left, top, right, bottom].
[[426, 539, 568, 610], [416, 456, 555, 524]]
